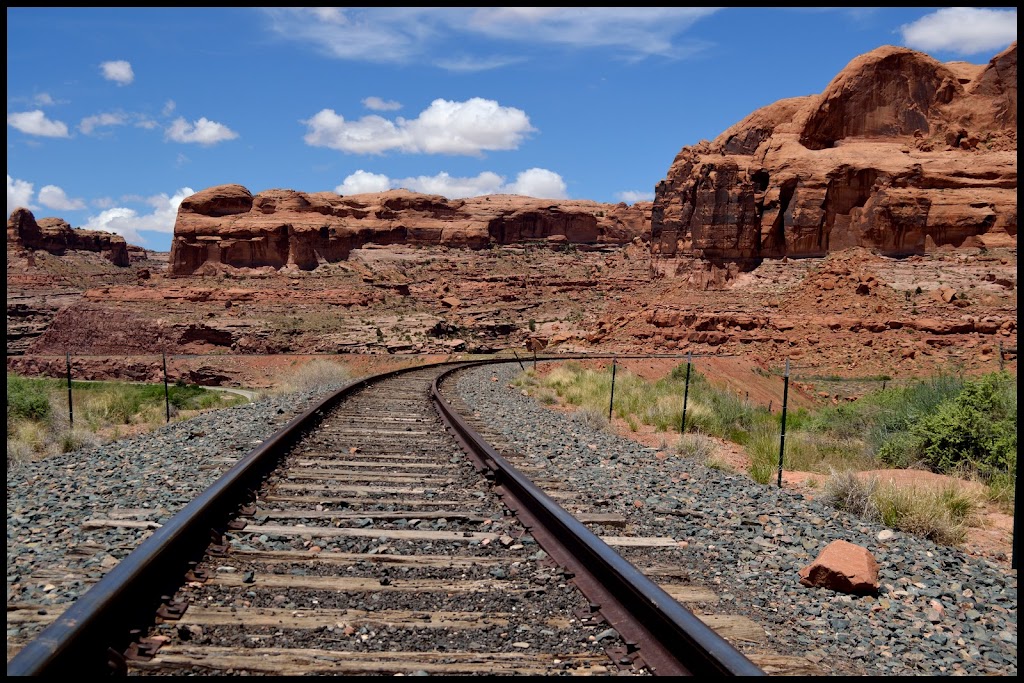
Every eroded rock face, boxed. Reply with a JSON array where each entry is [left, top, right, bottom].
[[169, 186, 651, 275], [652, 42, 1017, 286], [7, 208, 130, 266]]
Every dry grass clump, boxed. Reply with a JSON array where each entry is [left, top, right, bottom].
[[275, 359, 354, 395], [675, 431, 717, 464], [821, 469, 980, 546]]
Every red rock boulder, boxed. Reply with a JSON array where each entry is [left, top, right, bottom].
[[799, 539, 880, 595]]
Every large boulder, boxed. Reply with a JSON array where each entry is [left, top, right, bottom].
[[7, 207, 130, 266], [169, 186, 651, 276], [652, 42, 1017, 286]]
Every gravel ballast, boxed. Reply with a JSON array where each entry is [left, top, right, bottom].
[[7, 363, 1017, 676], [451, 362, 1017, 677]]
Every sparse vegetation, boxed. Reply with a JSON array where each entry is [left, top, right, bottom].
[[272, 359, 354, 395], [516, 362, 1016, 548], [7, 374, 248, 463]]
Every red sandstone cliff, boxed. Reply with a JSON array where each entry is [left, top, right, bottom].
[[7, 207, 130, 266], [169, 187, 651, 276], [651, 42, 1017, 287]]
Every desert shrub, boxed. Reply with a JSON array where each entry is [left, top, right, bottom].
[[878, 371, 1016, 482], [821, 470, 879, 518], [872, 483, 976, 546], [676, 431, 717, 464], [7, 375, 53, 424], [579, 407, 610, 432], [278, 359, 353, 395]]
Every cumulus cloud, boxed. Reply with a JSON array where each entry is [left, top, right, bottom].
[[616, 190, 654, 204], [335, 170, 392, 195], [362, 96, 402, 111], [82, 187, 194, 245], [304, 97, 535, 156], [100, 60, 134, 85], [7, 110, 70, 138], [7, 175, 35, 216], [165, 117, 239, 146], [901, 7, 1017, 55], [38, 185, 86, 211], [334, 168, 568, 199], [79, 112, 129, 135], [262, 7, 721, 67]]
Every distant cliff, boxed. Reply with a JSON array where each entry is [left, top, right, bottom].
[[651, 42, 1017, 287], [7, 207, 130, 266], [169, 185, 652, 276]]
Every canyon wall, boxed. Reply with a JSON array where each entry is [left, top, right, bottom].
[[169, 186, 651, 276], [7, 207, 130, 266], [651, 42, 1017, 287]]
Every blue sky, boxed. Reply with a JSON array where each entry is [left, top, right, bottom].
[[6, 7, 1017, 251]]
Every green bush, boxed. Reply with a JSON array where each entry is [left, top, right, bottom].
[[886, 371, 1016, 482], [7, 375, 53, 424]]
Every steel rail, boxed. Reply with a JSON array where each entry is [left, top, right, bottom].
[[9, 353, 753, 677], [6, 359, 492, 677], [431, 363, 765, 677]]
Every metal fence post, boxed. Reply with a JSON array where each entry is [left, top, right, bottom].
[[608, 358, 617, 421], [512, 350, 525, 371], [776, 359, 790, 488], [65, 351, 73, 427], [163, 351, 171, 424], [680, 351, 692, 435]]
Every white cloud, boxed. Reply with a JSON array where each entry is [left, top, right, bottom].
[[165, 117, 239, 146], [901, 8, 1017, 56], [335, 170, 392, 195], [100, 60, 134, 85], [262, 7, 720, 67], [79, 112, 129, 135], [505, 168, 567, 198], [334, 168, 568, 199], [162, 100, 176, 116], [304, 97, 535, 156], [7, 175, 35, 216], [82, 187, 194, 245], [38, 185, 86, 211], [33, 93, 56, 106], [7, 110, 70, 138], [616, 190, 654, 204], [362, 96, 402, 111]]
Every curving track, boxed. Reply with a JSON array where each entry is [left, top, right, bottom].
[[8, 360, 764, 677]]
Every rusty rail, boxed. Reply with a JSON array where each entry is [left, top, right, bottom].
[[431, 365, 765, 676]]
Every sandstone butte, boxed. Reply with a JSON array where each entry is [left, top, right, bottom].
[[167, 188, 653, 276], [651, 41, 1017, 288], [7, 207, 131, 267]]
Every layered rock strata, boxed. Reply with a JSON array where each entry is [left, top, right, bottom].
[[169, 186, 651, 275], [652, 42, 1017, 287], [7, 208, 130, 266]]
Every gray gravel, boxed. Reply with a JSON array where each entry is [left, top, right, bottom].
[[7, 385, 345, 645], [452, 362, 1017, 677], [7, 363, 1017, 676]]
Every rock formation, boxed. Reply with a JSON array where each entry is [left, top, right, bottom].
[[7, 207, 130, 266], [169, 186, 651, 276], [652, 42, 1017, 287]]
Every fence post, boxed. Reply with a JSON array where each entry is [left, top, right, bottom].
[[999, 341, 1004, 371], [512, 350, 525, 371], [65, 351, 73, 427], [533, 349, 537, 370], [680, 351, 692, 435], [776, 358, 790, 488], [163, 350, 171, 424], [608, 358, 617, 421]]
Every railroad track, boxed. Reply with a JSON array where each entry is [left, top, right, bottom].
[[8, 360, 766, 677]]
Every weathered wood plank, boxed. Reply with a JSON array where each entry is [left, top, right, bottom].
[[130, 646, 610, 676], [228, 549, 511, 567], [209, 574, 528, 593], [233, 524, 499, 542]]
